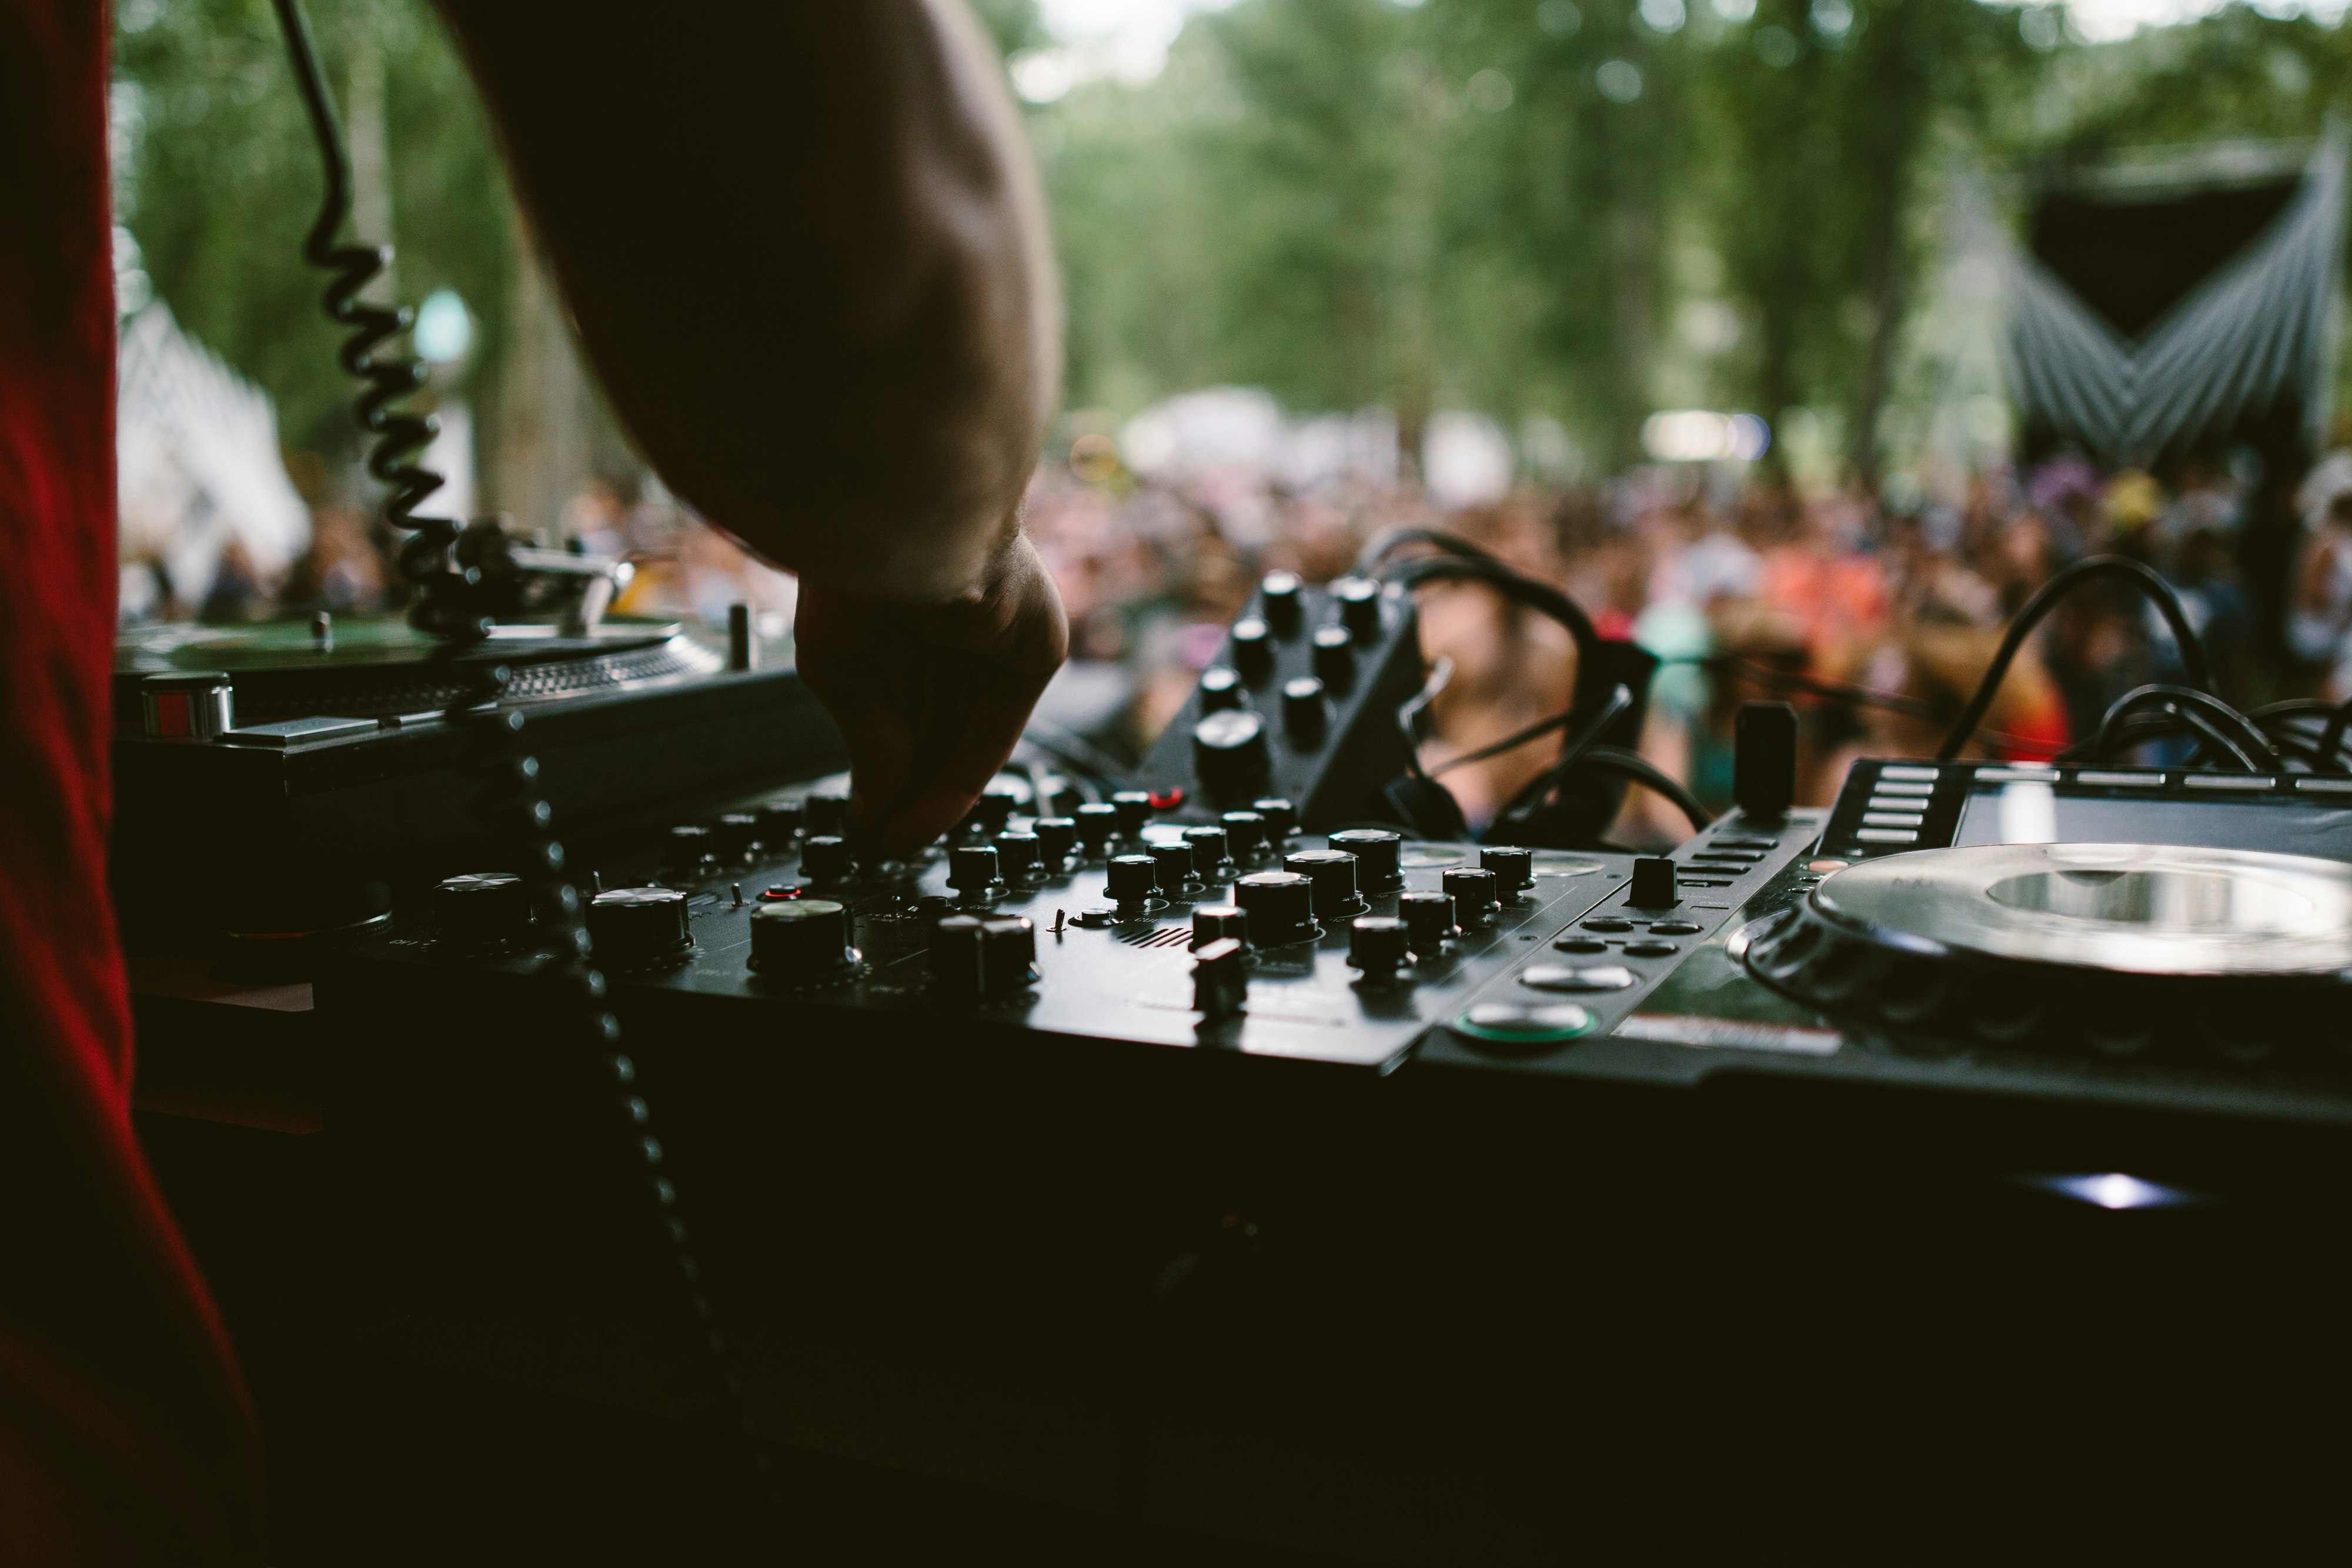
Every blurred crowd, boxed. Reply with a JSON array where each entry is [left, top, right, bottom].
[[138, 413, 2352, 849], [1023, 437, 2346, 847]]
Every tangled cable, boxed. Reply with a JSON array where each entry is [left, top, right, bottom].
[[272, 0, 492, 641]]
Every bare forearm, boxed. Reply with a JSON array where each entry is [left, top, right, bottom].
[[437, 0, 1060, 601]]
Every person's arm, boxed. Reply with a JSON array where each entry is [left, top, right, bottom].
[[437, 0, 1067, 855]]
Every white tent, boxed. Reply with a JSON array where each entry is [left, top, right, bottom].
[[117, 301, 311, 614]]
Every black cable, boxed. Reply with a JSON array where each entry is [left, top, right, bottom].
[[1573, 745, 1713, 832], [2318, 697, 2352, 777], [1021, 721, 1130, 787], [269, 0, 502, 641], [1428, 706, 1575, 778], [1383, 556, 1603, 662], [1356, 526, 1506, 577], [1394, 657, 1454, 779], [2092, 684, 2277, 771], [1935, 556, 2213, 760], [273, 0, 778, 1532], [1494, 684, 1633, 823]]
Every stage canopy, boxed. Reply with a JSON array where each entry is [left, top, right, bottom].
[[2007, 132, 2347, 469]]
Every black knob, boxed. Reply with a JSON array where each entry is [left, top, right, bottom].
[[1235, 871, 1317, 946], [754, 801, 802, 842], [666, 824, 713, 867], [1221, 810, 1268, 860], [748, 897, 859, 981], [1285, 849, 1368, 921], [1399, 890, 1456, 955], [1151, 840, 1198, 896], [1192, 903, 1248, 950], [1629, 856, 1679, 908], [1252, 797, 1299, 841], [1310, 626, 1355, 692], [1075, 803, 1120, 854], [714, 812, 761, 859], [1281, 677, 1327, 745], [1107, 854, 1161, 905], [948, 844, 1003, 897], [1034, 816, 1078, 867], [1230, 617, 1273, 683], [1735, 700, 1799, 820], [994, 830, 1041, 881], [1192, 937, 1248, 1018], [1444, 867, 1501, 928], [1111, 790, 1154, 840], [801, 834, 854, 882], [1332, 576, 1383, 641], [1348, 915, 1411, 978], [1199, 667, 1245, 712], [1329, 829, 1402, 891], [1260, 570, 1302, 635], [433, 871, 531, 951], [1192, 708, 1271, 799], [586, 887, 691, 965], [1182, 824, 1235, 877], [965, 787, 1019, 836], [930, 914, 1037, 998], [1481, 845, 1534, 898], [803, 792, 849, 835]]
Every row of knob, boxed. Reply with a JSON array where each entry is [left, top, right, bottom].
[[669, 789, 1299, 884]]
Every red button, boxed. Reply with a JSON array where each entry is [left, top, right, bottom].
[[1147, 787, 1186, 810], [758, 886, 801, 901]]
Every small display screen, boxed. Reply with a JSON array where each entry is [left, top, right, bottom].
[[1951, 781, 2352, 861]]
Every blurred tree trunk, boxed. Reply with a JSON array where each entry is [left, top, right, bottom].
[[492, 207, 593, 539], [1845, 15, 1932, 492]]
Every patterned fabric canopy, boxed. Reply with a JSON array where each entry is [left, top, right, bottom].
[[2009, 132, 2347, 466]]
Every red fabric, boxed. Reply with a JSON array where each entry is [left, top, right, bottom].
[[0, 4, 266, 1560]]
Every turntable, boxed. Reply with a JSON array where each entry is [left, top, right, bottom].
[[111, 610, 844, 952]]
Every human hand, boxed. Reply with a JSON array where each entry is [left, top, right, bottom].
[[794, 531, 1070, 861]]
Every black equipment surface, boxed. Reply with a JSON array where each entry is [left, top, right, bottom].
[[124, 616, 2352, 1559]]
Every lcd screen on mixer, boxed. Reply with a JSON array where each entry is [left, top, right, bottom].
[[1952, 782, 2352, 860]]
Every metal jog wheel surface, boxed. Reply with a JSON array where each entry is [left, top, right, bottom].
[[1740, 843, 2352, 1069]]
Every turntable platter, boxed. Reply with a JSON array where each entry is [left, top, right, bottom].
[[114, 615, 722, 724], [1741, 842, 2352, 1067], [1813, 842, 2352, 977]]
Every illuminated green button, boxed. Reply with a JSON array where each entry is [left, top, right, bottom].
[[1454, 1001, 1595, 1046]]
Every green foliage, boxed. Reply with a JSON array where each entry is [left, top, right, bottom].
[[115, 0, 516, 476], [115, 0, 2352, 498]]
